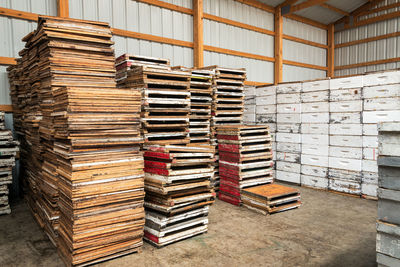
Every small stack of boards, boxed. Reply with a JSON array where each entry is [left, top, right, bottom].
[[216, 125, 274, 205], [119, 57, 191, 146], [8, 16, 146, 266], [143, 145, 215, 247], [241, 184, 301, 215], [376, 122, 400, 266], [0, 112, 19, 215], [199, 66, 247, 191]]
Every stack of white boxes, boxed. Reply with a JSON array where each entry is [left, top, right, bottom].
[[300, 79, 330, 189], [275, 83, 302, 184], [243, 86, 256, 124], [362, 71, 400, 198], [328, 76, 363, 195], [256, 85, 277, 165]]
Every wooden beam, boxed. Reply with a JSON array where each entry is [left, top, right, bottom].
[[282, 34, 328, 49], [0, 57, 17, 66], [283, 60, 328, 71], [0, 7, 37, 21], [136, 0, 193, 15], [193, 0, 204, 68], [327, 23, 334, 77], [57, 0, 69, 17], [234, 0, 275, 13], [320, 3, 349, 16], [279, 0, 300, 8], [274, 6, 283, 85], [290, 0, 329, 13], [111, 28, 193, 48], [335, 57, 400, 70], [336, 31, 400, 48], [338, 10, 400, 32], [356, 2, 400, 18], [203, 13, 275, 36], [204, 45, 275, 62], [334, 0, 385, 26], [0, 105, 12, 113], [285, 14, 328, 30], [244, 81, 272, 86]]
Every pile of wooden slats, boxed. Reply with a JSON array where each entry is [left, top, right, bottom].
[[143, 145, 215, 247], [198, 66, 247, 191], [0, 112, 19, 215], [216, 125, 274, 206], [241, 184, 301, 215], [8, 16, 145, 266]]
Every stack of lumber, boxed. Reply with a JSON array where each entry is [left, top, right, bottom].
[[200, 66, 246, 191], [173, 67, 213, 145], [115, 54, 170, 86], [216, 125, 274, 205], [241, 183, 301, 215], [118, 57, 191, 146], [53, 87, 144, 266], [0, 112, 19, 215], [143, 145, 215, 247], [376, 122, 400, 266], [8, 16, 145, 266]]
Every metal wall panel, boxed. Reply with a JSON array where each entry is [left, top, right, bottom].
[[283, 39, 326, 66], [283, 17, 327, 44], [335, 1, 400, 77], [160, 0, 192, 9], [282, 64, 326, 82], [0, 0, 57, 16], [204, 19, 274, 58], [204, 51, 274, 83], [0, 66, 11, 105], [203, 0, 274, 31]]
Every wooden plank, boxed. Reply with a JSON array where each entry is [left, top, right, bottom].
[[111, 28, 194, 48], [204, 45, 275, 62], [137, 0, 193, 15], [235, 0, 275, 13], [0, 7, 37, 21], [0, 105, 12, 112], [335, 57, 400, 70], [290, 0, 329, 13], [0, 57, 16, 66], [283, 59, 328, 71], [203, 13, 275, 36], [57, 0, 69, 17], [285, 13, 328, 30], [274, 7, 283, 85], [320, 3, 349, 16], [356, 2, 400, 17], [336, 31, 400, 48], [327, 23, 334, 77], [244, 81, 272, 86], [334, 0, 386, 26], [282, 34, 328, 49], [193, 0, 204, 68]]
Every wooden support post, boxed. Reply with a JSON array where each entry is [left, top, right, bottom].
[[327, 23, 334, 77], [57, 0, 69, 17], [193, 0, 204, 68], [274, 7, 283, 84]]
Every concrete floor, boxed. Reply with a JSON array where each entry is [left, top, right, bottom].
[[0, 185, 377, 267]]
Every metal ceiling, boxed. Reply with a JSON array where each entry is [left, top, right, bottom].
[[258, 0, 369, 24]]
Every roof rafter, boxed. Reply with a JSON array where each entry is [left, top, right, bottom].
[[290, 0, 329, 13], [320, 3, 349, 16]]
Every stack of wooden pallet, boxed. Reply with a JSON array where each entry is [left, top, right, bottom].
[[0, 112, 19, 215], [200, 66, 246, 191], [143, 145, 215, 247], [120, 60, 191, 146], [241, 184, 301, 215], [8, 16, 146, 266], [53, 87, 144, 266], [216, 125, 274, 205], [173, 67, 213, 145], [115, 54, 170, 86]]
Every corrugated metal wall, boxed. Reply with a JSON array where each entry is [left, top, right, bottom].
[[334, 0, 400, 76], [282, 17, 327, 82]]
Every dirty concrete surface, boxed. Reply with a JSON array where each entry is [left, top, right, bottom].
[[0, 185, 377, 267]]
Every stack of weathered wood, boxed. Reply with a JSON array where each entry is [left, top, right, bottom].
[[8, 16, 146, 266], [216, 125, 274, 205], [118, 56, 191, 146], [53, 87, 144, 266], [0, 112, 19, 215], [143, 145, 215, 247], [199, 66, 246, 191], [241, 183, 301, 215]]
